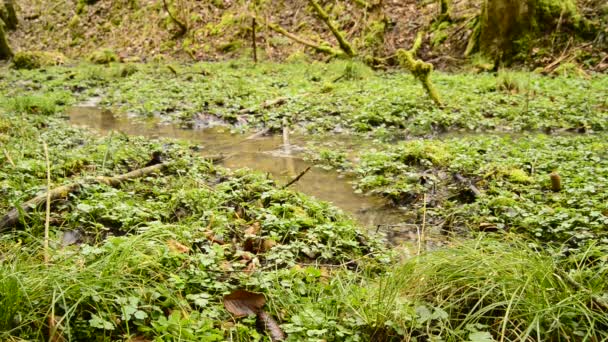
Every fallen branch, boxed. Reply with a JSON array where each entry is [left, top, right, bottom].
[[267, 23, 344, 57], [453, 173, 482, 198], [283, 166, 312, 189], [0, 163, 167, 231]]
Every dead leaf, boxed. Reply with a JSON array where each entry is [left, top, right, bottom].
[[244, 222, 261, 235], [479, 222, 498, 232], [167, 239, 189, 253], [257, 310, 287, 341], [220, 261, 234, 272], [223, 290, 266, 318], [244, 261, 257, 274], [262, 239, 276, 252]]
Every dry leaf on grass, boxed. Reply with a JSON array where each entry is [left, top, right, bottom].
[[223, 290, 266, 317], [167, 239, 189, 253], [223, 290, 286, 341]]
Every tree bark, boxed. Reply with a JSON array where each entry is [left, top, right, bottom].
[[0, 19, 13, 60], [3, 0, 17, 30]]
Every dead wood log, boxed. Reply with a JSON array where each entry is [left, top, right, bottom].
[[0, 163, 167, 232]]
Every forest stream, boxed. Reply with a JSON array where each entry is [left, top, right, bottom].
[[66, 104, 443, 245]]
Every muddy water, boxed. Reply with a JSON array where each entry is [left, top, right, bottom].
[[67, 106, 406, 230]]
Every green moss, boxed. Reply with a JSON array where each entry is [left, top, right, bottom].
[[217, 40, 242, 53], [398, 140, 450, 166], [88, 48, 119, 64], [506, 168, 533, 184], [12, 51, 67, 70]]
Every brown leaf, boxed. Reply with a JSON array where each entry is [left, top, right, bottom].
[[262, 239, 276, 252], [257, 310, 287, 341], [223, 290, 266, 318], [204, 231, 225, 244], [220, 261, 234, 272], [167, 239, 189, 253], [244, 261, 257, 274], [244, 222, 261, 235]]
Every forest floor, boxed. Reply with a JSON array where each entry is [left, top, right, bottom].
[[1, 60, 607, 340]]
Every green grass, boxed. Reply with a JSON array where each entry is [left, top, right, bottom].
[[353, 235, 608, 340]]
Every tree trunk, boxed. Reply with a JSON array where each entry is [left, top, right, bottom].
[[479, 0, 532, 61], [478, 0, 584, 62], [0, 19, 13, 60], [3, 0, 17, 30]]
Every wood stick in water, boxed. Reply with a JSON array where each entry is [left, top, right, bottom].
[[282, 166, 311, 189]]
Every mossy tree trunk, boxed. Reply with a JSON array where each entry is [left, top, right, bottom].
[[2, 0, 17, 30], [0, 19, 13, 60], [478, 0, 584, 63]]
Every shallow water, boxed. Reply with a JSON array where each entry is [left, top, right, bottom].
[[66, 106, 407, 230]]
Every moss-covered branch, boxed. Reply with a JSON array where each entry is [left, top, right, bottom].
[[309, 0, 356, 57], [268, 22, 344, 57], [396, 32, 442, 106]]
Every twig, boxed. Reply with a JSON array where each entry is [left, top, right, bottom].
[[0, 163, 168, 231], [43, 141, 51, 265], [309, 0, 356, 57], [101, 130, 114, 172], [282, 167, 311, 189], [555, 268, 608, 311], [3, 148, 15, 167], [282, 117, 290, 153], [252, 17, 258, 63], [418, 193, 427, 256], [245, 128, 270, 140]]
